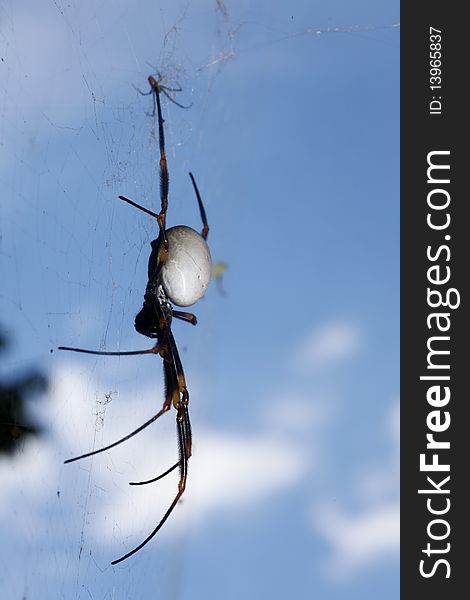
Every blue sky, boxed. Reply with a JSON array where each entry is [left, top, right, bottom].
[[0, 1, 399, 598]]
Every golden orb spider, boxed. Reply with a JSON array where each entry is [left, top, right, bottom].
[[59, 74, 211, 565]]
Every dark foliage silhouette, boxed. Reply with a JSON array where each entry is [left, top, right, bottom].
[[0, 329, 47, 455]]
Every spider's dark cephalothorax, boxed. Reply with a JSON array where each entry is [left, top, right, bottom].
[[59, 73, 211, 565]]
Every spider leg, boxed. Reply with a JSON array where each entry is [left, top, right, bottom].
[[111, 402, 190, 566], [134, 82, 157, 116], [160, 87, 193, 110], [172, 310, 197, 326], [64, 401, 172, 464], [128, 328, 193, 485], [111, 312, 192, 564], [134, 77, 171, 253], [150, 89, 157, 118], [160, 83, 183, 93], [133, 84, 154, 98], [148, 73, 190, 106], [58, 346, 157, 357], [125, 76, 170, 247], [129, 460, 181, 486], [117, 195, 169, 260], [63, 341, 174, 464], [154, 78, 168, 229], [149, 69, 183, 93], [167, 328, 192, 457], [118, 195, 160, 220], [128, 313, 193, 485], [127, 332, 182, 488], [124, 77, 192, 250], [188, 172, 209, 240]]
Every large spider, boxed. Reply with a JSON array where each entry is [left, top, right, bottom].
[[59, 75, 212, 565]]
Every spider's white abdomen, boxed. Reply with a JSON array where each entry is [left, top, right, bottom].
[[161, 225, 212, 307]]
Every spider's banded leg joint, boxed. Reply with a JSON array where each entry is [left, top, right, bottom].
[[181, 387, 189, 407], [149, 343, 163, 356]]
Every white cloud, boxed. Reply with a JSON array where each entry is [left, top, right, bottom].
[[1, 363, 313, 555], [97, 428, 309, 545], [359, 400, 400, 503], [294, 321, 361, 371], [264, 395, 330, 434], [311, 399, 400, 578], [190, 431, 307, 512], [313, 503, 399, 578]]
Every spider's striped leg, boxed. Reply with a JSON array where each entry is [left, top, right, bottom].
[[128, 324, 193, 486], [62, 343, 175, 464], [119, 74, 170, 253], [164, 327, 192, 458], [111, 321, 192, 564], [128, 340, 182, 486], [188, 172, 209, 240], [153, 76, 169, 234], [128, 350, 184, 486], [111, 400, 190, 565]]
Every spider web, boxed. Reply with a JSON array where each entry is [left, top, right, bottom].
[[0, 1, 399, 599]]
